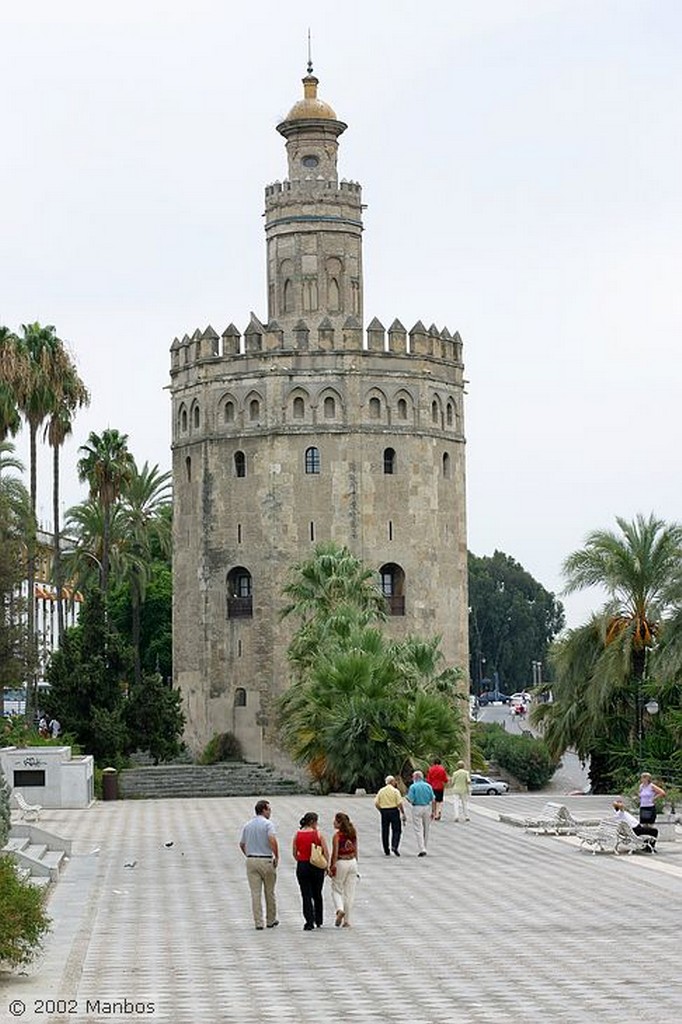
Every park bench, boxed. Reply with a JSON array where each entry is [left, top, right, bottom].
[[524, 802, 580, 835], [12, 791, 42, 822], [578, 819, 652, 855]]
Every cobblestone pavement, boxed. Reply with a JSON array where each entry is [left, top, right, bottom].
[[2, 794, 681, 1024]]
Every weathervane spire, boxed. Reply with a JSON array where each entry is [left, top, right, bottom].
[[307, 28, 313, 75]]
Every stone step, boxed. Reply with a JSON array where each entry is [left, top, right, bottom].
[[4, 826, 72, 883], [118, 762, 309, 800]]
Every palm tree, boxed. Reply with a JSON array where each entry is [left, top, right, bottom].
[[281, 542, 387, 624], [44, 368, 89, 639], [118, 461, 172, 685], [77, 430, 135, 594], [534, 514, 682, 790], [10, 323, 72, 707], [0, 327, 21, 444]]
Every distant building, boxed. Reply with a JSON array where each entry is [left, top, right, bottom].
[[24, 529, 81, 684], [170, 68, 469, 763]]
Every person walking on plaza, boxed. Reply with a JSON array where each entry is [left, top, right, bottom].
[[374, 775, 406, 856], [238, 799, 279, 930], [451, 760, 471, 822], [292, 811, 329, 931], [638, 772, 665, 826], [406, 770, 435, 856], [329, 811, 359, 928], [426, 758, 449, 821]]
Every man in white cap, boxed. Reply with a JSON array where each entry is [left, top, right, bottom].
[[406, 770, 436, 856], [374, 775, 407, 856]]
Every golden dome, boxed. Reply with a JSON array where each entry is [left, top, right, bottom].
[[284, 74, 337, 122]]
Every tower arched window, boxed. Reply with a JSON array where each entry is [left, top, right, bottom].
[[324, 396, 336, 419], [224, 401, 235, 423], [249, 399, 260, 421], [329, 278, 340, 311], [283, 279, 294, 313], [234, 687, 247, 707], [227, 567, 253, 618], [446, 401, 454, 427], [193, 406, 200, 429], [379, 563, 405, 616], [180, 408, 188, 433], [185, 456, 192, 482], [383, 448, 396, 475], [369, 397, 381, 420], [293, 396, 305, 420], [442, 452, 451, 479], [431, 400, 439, 424], [305, 446, 320, 474], [397, 398, 408, 421], [234, 451, 246, 478]]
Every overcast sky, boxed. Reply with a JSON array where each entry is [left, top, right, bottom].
[[2, 1, 681, 629]]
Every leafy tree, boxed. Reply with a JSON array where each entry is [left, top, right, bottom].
[[0, 760, 10, 847], [0, 443, 33, 688], [123, 672, 184, 764], [476, 722, 558, 790], [468, 550, 565, 693], [45, 588, 131, 765], [77, 429, 135, 594], [0, 326, 22, 442], [533, 514, 682, 791], [115, 462, 171, 685]]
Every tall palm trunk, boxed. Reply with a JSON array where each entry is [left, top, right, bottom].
[[52, 441, 64, 639], [26, 419, 38, 713]]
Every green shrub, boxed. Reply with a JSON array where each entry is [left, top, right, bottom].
[[0, 764, 10, 848], [0, 855, 51, 967], [474, 722, 558, 790], [199, 732, 243, 764]]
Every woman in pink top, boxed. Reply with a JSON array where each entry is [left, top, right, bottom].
[[638, 772, 665, 825]]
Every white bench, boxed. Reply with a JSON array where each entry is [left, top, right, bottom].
[[13, 791, 42, 821], [578, 819, 652, 855], [525, 802, 579, 835]]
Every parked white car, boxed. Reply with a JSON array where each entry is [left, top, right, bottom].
[[470, 774, 509, 795]]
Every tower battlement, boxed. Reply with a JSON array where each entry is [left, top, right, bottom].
[[170, 317, 464, 375], [265, 178, 362, 198]]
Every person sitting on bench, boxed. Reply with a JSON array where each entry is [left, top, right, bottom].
[[612, 798, 657, 851]]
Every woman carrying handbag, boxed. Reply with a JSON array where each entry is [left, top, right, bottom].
[[292, 812, 329, 930]]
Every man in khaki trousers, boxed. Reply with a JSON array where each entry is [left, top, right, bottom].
[[239, 800, 280, 929]]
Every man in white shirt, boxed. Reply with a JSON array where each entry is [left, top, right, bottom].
[[239, 800, 280, 929]]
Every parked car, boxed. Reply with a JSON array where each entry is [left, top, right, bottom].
[[470, 774, 509, 795], [510, 692, 531, 705], [478, 691, 511, 706]]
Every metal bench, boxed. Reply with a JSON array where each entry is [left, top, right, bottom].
[[525, 802, 580, 835], [578, 819, 652, 855], [13, 791, 42, 822]]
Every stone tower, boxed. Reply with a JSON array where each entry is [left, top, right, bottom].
[[170, 69, 469, 763]]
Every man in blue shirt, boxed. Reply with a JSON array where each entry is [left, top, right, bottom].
[[406, 770, 435, 856]]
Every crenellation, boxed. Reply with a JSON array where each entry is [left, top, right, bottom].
[[171, 314, 464, 370], [292, 319, 310, 350], [366, 316, 385, 353], [244, 313, 265, 353], [317, 316, 335, 350], [342, 315, 363, 353], [222, 323, 241, 356], [409, 320, 429, 357]]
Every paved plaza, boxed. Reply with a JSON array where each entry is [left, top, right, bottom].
[[1, 793, 681, 1024]]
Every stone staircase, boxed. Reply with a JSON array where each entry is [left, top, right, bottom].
[[118, 762, 310, 800], [4, 824, 72, 887]]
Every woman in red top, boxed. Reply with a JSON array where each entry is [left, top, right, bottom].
[[426, 758, 449, 820], [329, 812, 358, 929], [291, 812, 329, 930]]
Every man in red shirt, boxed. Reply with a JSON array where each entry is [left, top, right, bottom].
[[426, 758, 449, 821]]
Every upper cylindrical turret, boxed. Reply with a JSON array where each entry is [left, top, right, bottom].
[[265, 69, 363, 331]]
